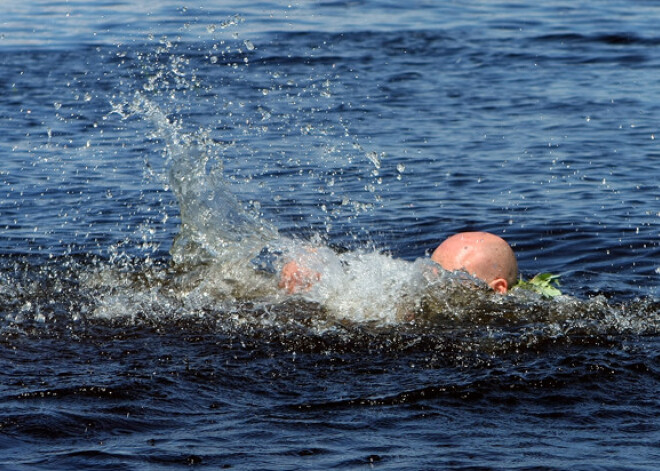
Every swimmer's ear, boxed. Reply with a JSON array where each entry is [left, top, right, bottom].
[[489, 278, 508, 294]]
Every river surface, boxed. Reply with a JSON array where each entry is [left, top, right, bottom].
[[1, 1, 659, 469]]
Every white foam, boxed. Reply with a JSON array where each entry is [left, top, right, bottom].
[[278, 246, 430, 324]]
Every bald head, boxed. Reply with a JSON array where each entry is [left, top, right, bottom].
[[431, 232, 518, 293]]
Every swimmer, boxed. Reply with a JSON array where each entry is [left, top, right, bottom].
[[279, 231, 518, 294]]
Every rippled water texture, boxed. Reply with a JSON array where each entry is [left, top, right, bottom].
[[1, 1, 659, 469]]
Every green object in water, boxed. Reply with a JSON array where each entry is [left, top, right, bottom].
[[513, 273, 562, 298]]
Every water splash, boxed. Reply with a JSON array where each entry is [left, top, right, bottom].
[[129, 93, 278, 267]]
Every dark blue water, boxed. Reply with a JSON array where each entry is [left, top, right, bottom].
[[1, 1, 659, 469]]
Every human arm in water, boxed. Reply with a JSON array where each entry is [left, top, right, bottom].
[[278, 259, 321, 294]]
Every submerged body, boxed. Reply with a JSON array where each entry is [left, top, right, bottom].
[[279, 231, 518, 295]]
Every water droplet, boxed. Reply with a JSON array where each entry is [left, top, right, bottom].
[[366, 151, 380, 169]]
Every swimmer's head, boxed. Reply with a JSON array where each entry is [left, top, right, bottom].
[[431, 231, 518, 294]]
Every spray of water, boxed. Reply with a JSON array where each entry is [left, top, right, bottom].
[[130, 93, 278, 267]]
